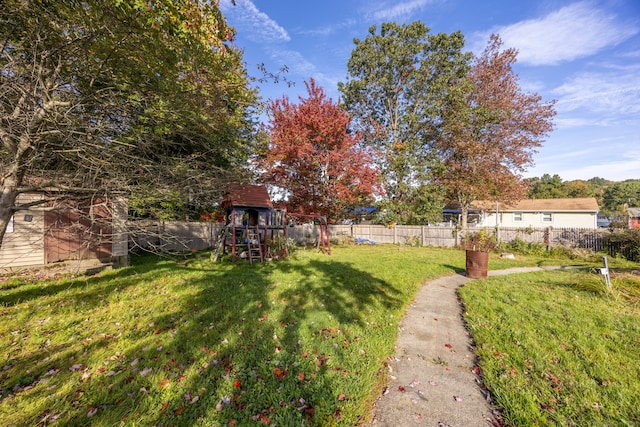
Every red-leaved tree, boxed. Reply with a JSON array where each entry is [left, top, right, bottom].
[[259, 79, 381, 220]]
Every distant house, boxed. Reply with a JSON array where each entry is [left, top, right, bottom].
[[443, 198, 600, 229], [0, 192, 128, 271], [628, 208, 640, 229], [597, 212, 612, 228]]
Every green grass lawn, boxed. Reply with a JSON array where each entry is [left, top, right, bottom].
[[459, 268, 640, 426], [0, 244, 638, 426]]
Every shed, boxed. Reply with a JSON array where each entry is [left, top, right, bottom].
[[0, 192, 128, 272]]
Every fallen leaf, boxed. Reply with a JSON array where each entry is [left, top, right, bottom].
[[161, 401, 169, 412], [69, 364, 84, 371], [174, 406, 184, 416], [398, 386, 405, 392], [87, 407, 98, 417], [338, 393, 345, 401], [139, 367, 152, 377], [274, 368, 288, 381], [233, 379, 241, 388], [409, 379, 420, 388], [453, 395, 463, 402], [160, 378, 170, 388]]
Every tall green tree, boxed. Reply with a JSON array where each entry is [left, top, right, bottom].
[[527, 174, 567, 198], [435, 35, 556, 228], [339, 22, 470, 224], [602, 179, 640, 217], [0, 0, 257, 246]]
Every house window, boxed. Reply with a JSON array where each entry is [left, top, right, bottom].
[[513, 212, 523, 222], [6, 216, 13, 233], [542, 212, 553, 222]]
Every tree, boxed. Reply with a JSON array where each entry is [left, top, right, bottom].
[[434, 34, 556, 228], [339, 22, 470, 224], [1, 0, 257, 248], [602, 179, 640, 217], [564, 180, 596, 198], [259, 79, 380, 220], [527, 174, 567, 198]]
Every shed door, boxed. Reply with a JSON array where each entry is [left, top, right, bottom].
[[44, 198, 112, 263]]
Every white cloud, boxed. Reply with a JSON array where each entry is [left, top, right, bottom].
[[297, 19, 357, 37], [480, 1, 638, 65], [553, 153, 640, 181], [267, 48, 316, 76], [370, 0, 435, 22], [530, 147, 640, 181], [553, 66, 640, 116], [220, 0, 290, 44]]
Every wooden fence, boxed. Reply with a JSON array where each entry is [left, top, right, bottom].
[[131, 221, 622, 255]]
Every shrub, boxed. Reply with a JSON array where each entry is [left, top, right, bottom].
[[463, 228, 497, 252], [500, 237, 546, 256], [605, 229, 640, 262]]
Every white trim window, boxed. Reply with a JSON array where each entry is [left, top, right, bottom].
[[6, 215, 14, 233], [513, 212, 523, 222], [542, 212, 553, 223]]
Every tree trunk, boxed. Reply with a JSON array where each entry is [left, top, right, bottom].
[[0, 179, 20, 251], [461, 207, 469, 230]]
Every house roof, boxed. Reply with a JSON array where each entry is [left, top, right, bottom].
[[445, 198, 599, 213], [221, 185, 273, 209]]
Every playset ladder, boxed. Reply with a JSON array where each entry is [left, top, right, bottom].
[[246, 226, 263, 264], [211, 226, 229, 262]]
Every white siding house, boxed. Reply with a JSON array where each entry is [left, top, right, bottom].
[[445, 198, 600, 229]]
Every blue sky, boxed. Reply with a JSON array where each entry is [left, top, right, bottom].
[[220, 0, 640, 182]]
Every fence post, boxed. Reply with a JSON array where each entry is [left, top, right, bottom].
[[544, 227, 551, 250]]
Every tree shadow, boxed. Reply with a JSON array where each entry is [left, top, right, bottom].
[[0, 254, 165, 307], [1, 253, 408, 426]]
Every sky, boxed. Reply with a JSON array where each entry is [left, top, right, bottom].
[[219, 0, 640, 183]]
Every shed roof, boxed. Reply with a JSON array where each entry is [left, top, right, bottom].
[[222, 185, 273, 209], [445, 198, 599, 213]]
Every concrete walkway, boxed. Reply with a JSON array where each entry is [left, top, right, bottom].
[[369, 267, 565, 426]]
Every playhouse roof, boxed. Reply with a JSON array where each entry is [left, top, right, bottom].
[[222, 184, 273, 209]]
